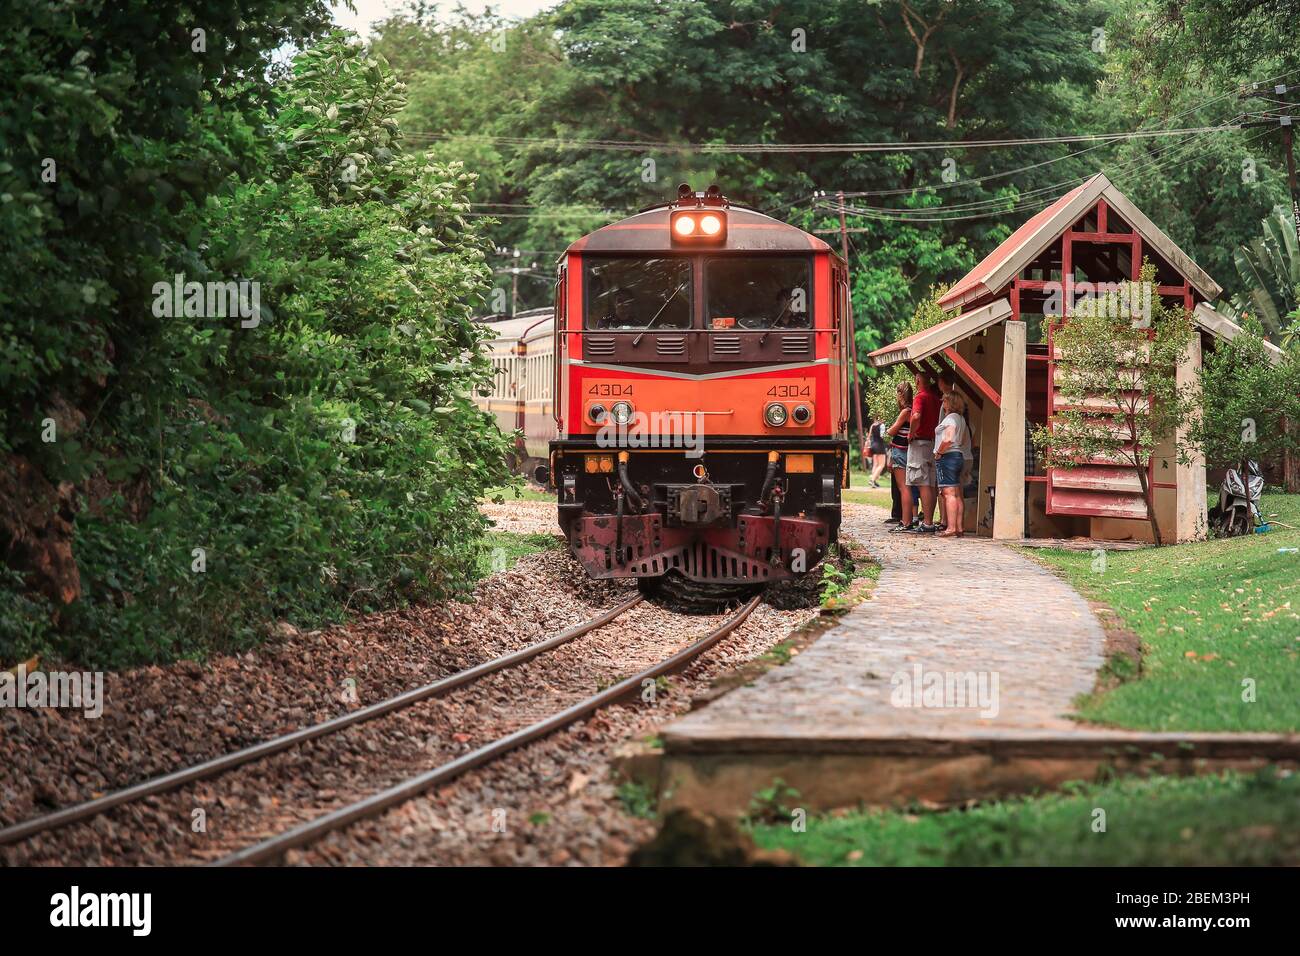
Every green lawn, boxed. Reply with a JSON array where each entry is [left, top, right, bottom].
[[1029, 492, 1300, 732], [483, 482, 552, 503], [846, 469, 893, 508], [474, 531, 559, 580], [750, 769, 1300, 866]]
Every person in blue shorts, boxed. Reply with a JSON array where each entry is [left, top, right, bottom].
[[933, 391, 972, 537], [885, 380, 913, 529]]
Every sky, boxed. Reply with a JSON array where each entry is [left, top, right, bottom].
[[330, 0, 559, 36]]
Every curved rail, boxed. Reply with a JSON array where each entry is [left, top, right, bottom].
[[215, 593, 763, 866], [0, 593, 644, 847]]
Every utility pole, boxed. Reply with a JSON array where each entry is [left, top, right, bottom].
[[1285, 119, 1299, 246], [511, 247, 521, 317], [1240, 83, 1299, 244], [836, 190, 868, 471]]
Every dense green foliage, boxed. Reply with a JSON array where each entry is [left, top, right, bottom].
[[372, 0, 1298, 367], [1, 11, 511, 667], [1189, 316, 1300, 470], [1224, 206, 1300, 343], [375, 0, 1111, 350], [751, 769, 1300, 865]]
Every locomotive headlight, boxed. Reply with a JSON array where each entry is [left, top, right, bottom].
[[610, 401, 634, 425], [588, 403, 607, 424], [764, 403, 788, 427], [670, 209, 726, 243], [791, 404, 813, 425]]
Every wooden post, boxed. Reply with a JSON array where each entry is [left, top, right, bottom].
[[993, 320, 1027, 540], [1285, 418, 1300, 494], [1176, 333, 1208, 541]]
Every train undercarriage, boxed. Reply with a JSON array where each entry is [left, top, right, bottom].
[[550, 439, 847, 592]]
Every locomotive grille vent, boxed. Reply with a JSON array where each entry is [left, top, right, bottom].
[[655, 335, 687, 355], [585, 336, 616, 356], [624, 542, 771, 582], [780, 334, 811, 355], [712, 335, 742, 356]]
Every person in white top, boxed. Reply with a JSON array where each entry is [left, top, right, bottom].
[[933, 391, 972, 538]]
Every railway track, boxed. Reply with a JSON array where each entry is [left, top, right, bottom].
[[0, 591, 762, 865], [217, 593, 761, 865], [0, 594, 642, 849]]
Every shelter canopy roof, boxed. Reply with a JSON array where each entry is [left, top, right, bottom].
[[937, 173, 1221, 312], [868, 299, 1012, 369]]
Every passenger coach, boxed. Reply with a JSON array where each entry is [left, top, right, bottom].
[[547, 184, 851, 592]]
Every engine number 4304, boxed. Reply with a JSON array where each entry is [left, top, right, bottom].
[[766, 383, 811, 398]]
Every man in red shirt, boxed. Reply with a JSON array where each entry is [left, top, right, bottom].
[[905, 369, 941, 532]]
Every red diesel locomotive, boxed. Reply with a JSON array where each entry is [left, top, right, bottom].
[[545, 184, 852, 595]]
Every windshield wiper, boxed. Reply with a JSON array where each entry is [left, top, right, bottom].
[[632, 280, 687, 347]]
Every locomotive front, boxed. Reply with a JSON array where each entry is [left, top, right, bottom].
[[547, 185, 851, 591]]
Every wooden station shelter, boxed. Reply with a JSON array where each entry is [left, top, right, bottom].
[[868, 173, 1282, 543]]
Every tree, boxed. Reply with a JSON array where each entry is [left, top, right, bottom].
[[1, 27, 514, 667], [376, 0, 1109, 329], [1032, 266, 1196, 545], [1186, 316, 1300, 479], [1221, 206, 1300, 345], [1102, 1, 1298, 284], [1107, 0, 1300, 95], [0, 0, 333, 654]]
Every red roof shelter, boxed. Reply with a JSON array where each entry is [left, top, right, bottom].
[[868, 173, 1279, 543]]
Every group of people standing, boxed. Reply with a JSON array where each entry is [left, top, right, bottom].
[[865, 369, 973, 537]]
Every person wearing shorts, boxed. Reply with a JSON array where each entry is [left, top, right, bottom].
[[867, 420, 888, 486], [934, 391, 971, 538], [885, 381, 912, 527], [904, 369, 941, 532]]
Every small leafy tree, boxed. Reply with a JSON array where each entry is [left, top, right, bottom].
[[863, 287, 951, 423], [1185, 315, 1300, 480], [1032, 266, 1196, 546]]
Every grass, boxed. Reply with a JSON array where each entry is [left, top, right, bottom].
[[473, 531, 560, 580], [845, 469, 893, 508], [749, 769, 1300, 866], [483, 482, 552, 503], [1028, 492, 1300, 732], [761, 638, 798, 666], [617, 779, 657, 819]]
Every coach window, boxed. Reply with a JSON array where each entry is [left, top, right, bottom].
[[585, 257, 692, 330], [706, 257, 812, 330]]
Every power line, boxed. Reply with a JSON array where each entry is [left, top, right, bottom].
[[824, 124, 1225, 218], [758, 68, 1300, 214], [806, 103, 1261, 222], [402, 124, 1240, 154], [808, 126, 1273, 226]]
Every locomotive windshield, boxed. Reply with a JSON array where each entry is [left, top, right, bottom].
[[585, 257, 692, 330], [706, 257, 812, 329]]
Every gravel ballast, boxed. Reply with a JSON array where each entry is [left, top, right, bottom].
[[2, 501, 835, 866]]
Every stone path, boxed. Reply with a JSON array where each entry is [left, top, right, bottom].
[[668, 503, 1107, 744]]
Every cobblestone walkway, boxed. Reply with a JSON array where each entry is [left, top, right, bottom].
[[669, 503, 1107, 743]]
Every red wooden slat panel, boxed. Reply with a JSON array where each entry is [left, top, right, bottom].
[[1049, 487, 1149, 519]]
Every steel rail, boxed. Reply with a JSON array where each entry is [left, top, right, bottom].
[[215, 593, 763, 866], [0, 593, 644, 847]]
